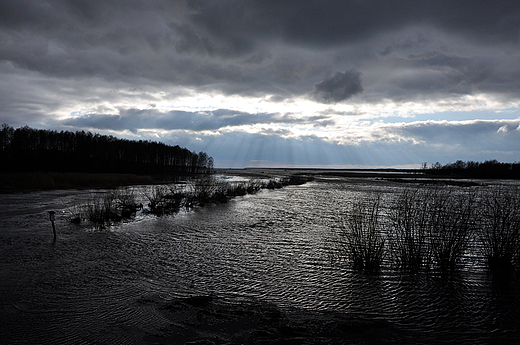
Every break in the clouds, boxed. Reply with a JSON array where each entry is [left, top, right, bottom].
[[1, 0, 520, 167], [62, 109, 334, 132]]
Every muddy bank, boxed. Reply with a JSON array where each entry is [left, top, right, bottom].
[[141, 295, 409, 345]]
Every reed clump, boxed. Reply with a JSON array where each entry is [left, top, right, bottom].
[[113, 188, 139, 218], [279, 174, 314, 187], [84, 189, 140, 226], [184, 177, 230, 207], [63, 203, 83, 224], [479, 186, 520, 275], [338, 194, 385, 272], [389, 188, 431, 273], [427, 188, 477, 273], [66, 188, 141, 226], [338, 186, 482, 275], [225, 182, 249, 197], [143, 185, 179, 215], [75, 174, 313, 222]]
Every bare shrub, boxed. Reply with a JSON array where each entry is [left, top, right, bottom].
[[63, 203, 83, 224], [185, 177, 226, 206], [142, 185, 169, 214], [337, 186, 478, 274], [113, 188, 139, 218], [246, 179, 263, 194], [165, 183, 187, 210], [265, 179, 283, 189]]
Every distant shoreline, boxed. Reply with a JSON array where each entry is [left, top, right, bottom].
[[216, 167, 449, 180], [0, 172, 155, 193], [1, 168, 513, 193], [217, 167, 520, 181]]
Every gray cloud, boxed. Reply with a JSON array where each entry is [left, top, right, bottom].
[[189, 1, 520, 47], [60, 108, 335, 132], [1, 0, 518, 102], [401, 119, 520, 141], [311, 69, 363, 104], [0, 0, 518, 109]]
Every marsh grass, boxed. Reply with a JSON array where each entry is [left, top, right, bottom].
[[389, 188, 431, 272], [427, 188, 477, 273], [479, 186, 520, 275], [80, 188, 140, 226], [339, 194, 385, 272], [182, 176, 305, 207], [187, 177, 230, 206], [113, 188, 138, 218], [76, 174, 312, 223], [62, 202, 83, 224], [84, 192, 121, 225], [339, 186, 480, 275], [143, 185, 182, 215], [285, 174, 314, 186], [225, 182, 249, 197]]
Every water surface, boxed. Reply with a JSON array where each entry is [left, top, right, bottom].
[[1, 178, 519, 344]]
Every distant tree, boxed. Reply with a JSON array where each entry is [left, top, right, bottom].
[[0, 124, 213, 176], [431, 162, 442, 170], [207, 157, 214, 173], [425, 159, 519, 179]]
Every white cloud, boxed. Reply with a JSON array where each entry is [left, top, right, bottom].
[[498, 125, 509, 133]]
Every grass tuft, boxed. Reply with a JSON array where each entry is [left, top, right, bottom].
[[479, 186, 520, 276], [339, 194, 385, 272]]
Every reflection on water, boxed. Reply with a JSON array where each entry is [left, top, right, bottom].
[[1, 178, 520, 344]]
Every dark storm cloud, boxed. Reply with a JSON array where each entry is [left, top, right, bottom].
[[361, 51, 520, 104], [189, 0, 520, 46], [311, 69, 363, 104], [1, 0, 519, 100], [60, 108, 335, 132]]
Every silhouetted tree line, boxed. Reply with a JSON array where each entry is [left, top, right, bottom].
[[0, 124, 213, 175], [424, 159, 520, 179]]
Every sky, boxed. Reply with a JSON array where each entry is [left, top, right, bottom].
[[1, 0, 520, 168]]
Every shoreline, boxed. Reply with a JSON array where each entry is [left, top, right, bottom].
[[1, 168, 513, 194], [0, 172, 155, 193]]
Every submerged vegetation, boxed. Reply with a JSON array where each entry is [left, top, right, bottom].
[[68, 174, 314, 227], [388, 188, 431, 273], [338, 194, 385, 272], [479, 186, 520, 275], [61, 170, 518, 277], [335, 185, 520, 276]]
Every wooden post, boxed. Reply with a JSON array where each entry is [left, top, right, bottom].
[[48, 211, 56, 243]]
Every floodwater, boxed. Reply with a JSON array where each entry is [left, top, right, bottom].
[[1, 177, 520, 344]]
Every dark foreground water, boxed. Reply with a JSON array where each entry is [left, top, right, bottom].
[[1, 177, 520, 344]]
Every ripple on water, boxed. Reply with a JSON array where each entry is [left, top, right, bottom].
[[2, 180, 520, 344]]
